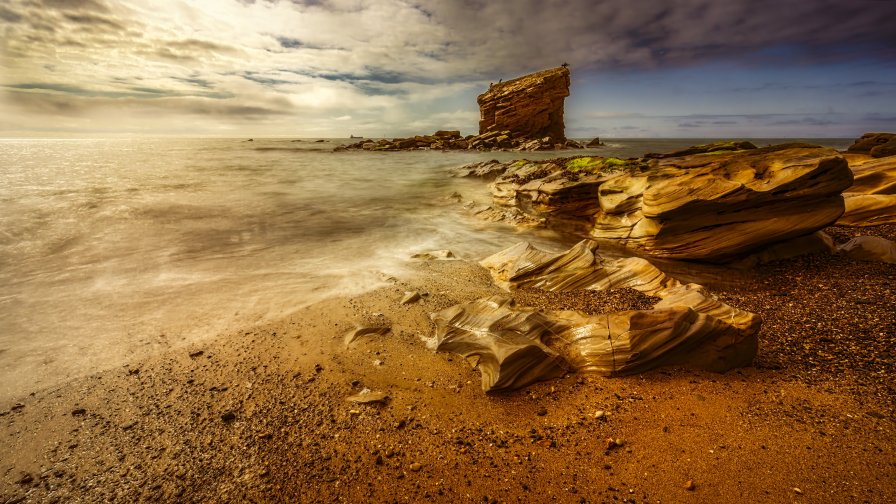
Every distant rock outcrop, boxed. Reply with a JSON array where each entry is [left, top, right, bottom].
[[846, 132, 896, 158], [477, 67, 570, 143], [339, 66, 582, 152], [454, 143, 855, 262]]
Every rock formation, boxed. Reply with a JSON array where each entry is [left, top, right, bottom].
[[837, 236, 896, 263], [838, 154, 896, 226], [455, 143, 855, 262], [430, 241, 760, 392], [477, 67, 570, 143], [846, 132, 896, 158]]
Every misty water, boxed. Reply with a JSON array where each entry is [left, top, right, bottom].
[[0, 137, 852, 400]]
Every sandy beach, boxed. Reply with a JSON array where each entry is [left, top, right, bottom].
[[1, 224, 893, 504]]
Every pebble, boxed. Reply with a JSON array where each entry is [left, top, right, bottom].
[[346, 389, 389, 404], [409, 462, 422, 472], [400, 291, 422, 305], [188, 350, 204, 358], [220, 411, 236, 422], [793, 487, 803, 495], [536, 407, 548, 416], [685, 480, 696, 491], [594, 410, 605, 419], [71, 408, 87, 417]]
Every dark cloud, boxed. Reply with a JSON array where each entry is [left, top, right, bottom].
[[771, 117, 837, 126], [862, 113, 896, 123], [417, 0, 896, 74], [277, 36, 303, 49], [6, 82, 232, 100], [4, 89, 289, 117], [0, 5, 24, 22], [39, 0, 110, 13], [63, 12, 125, 30], [242, 72, 294, 86]]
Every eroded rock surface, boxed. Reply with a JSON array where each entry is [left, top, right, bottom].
[[838, 155, 896, 226], [837, 236, 896, 263], [847, 132, 896, 158], [430, 241, 760, 392], [459, 144, 854, 261], [477, 67, 570, 142]]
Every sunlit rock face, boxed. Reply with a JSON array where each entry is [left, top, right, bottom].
[[838, 154, 896, 226], [477, 67, 570, 143], [593, 145, 853, 261], [462, 144, 854, 262], [430, 241, 760, 392]]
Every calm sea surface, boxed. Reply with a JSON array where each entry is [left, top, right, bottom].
[[0, 137, 852, 399]]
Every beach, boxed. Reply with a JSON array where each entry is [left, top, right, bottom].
[[1, 138, 894, 503], [2, 222, 894, 503]]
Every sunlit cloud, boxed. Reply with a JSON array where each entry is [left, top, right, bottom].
[[1, 0, 894, 137]]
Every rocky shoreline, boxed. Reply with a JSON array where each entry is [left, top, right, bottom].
[[1, 236, 894, 503], [2, 136, 895, 503]]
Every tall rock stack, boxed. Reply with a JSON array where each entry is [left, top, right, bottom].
[[477, 67, 570, 143]]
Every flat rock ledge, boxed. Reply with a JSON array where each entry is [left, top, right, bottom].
[[430, 241, 760, 393], [338, 130, 590, 152]]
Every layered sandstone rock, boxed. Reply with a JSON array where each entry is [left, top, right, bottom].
[[592, 145, 852, 261], [430, 241, 760, 392], [846, 132, 896, 158], [459, 144, 854, 262], [838, 154, 896, 226], [477, 67, 570, 142], [837, 236, 896, 263]]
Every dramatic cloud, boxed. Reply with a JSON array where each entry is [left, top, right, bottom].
[[1, 0, 894, 136]]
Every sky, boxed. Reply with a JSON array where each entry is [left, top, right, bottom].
[[1, 0, 895, 138]]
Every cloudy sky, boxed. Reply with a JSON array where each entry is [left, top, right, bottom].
[[1, 0, 895, 138]]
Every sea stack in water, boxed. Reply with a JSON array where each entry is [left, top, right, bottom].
[[477, 67, 570, 143]]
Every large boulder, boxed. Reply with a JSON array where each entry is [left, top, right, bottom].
[[477, 67, 570, 142], [430, 241, 760, 392], [471, 145, 854, 262], [846, 132, 896, 158], [593, 145, 853, 261]]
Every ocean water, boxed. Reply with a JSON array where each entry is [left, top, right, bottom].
[[0, 137, 852, 400]]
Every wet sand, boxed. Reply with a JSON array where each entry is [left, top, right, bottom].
[[1, 226, 895, 503]]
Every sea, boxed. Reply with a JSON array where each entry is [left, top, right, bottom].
[[0, 137, 853, 400]]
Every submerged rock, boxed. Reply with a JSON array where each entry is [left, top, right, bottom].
[[431, 241, 760, 392]]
